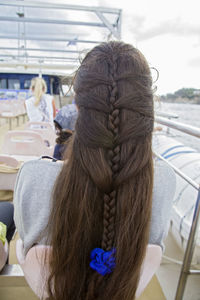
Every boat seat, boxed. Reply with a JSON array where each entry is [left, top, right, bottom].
[[0, 155, 20, 168], [15, 239, 162, 299], [1, 130, 53, 157], [25, 122, 56, 147], [0, 155, 20, 193], [136, 244, 162, 298]]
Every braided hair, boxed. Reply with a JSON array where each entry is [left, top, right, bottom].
[[46, 41, 154, 300]]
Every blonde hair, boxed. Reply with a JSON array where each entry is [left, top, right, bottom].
[[31, 77, 47, 106]]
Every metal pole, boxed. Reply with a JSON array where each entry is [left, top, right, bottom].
[[156, 111, 178, 119], [155, 116, 200, 138], [175, 189, 200, 300], [95, 11, 120, 40], [0, 47, 80, 53], [189, 270, 200, 275], [0, 62, 77, 70], [117, 10, 122, 40], [0, 16, 106, 28], [153, 153, 199, 191], [0, 54, 79, 61], [0, 1, 120, 15], [0, 35, 103, 44]]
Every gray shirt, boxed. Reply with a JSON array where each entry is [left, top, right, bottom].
[[14, 158, 176, 255]]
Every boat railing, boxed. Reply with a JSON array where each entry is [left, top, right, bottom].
[[154, 115, 200, 300], [155, 115, 200, 138], [156, 111, 179, 119]]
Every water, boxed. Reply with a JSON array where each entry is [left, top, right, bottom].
[[155, 102, 200, 152]]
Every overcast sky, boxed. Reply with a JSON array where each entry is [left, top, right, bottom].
[[91, 0, 200, 95], [1, 0, 200, 95]]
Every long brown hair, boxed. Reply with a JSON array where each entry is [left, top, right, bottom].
[[47, 41, 154, 300]]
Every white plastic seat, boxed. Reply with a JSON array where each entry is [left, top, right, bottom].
[[135, 244, 162, 298], [0, 240, 8, 272], [1, 130, 53, 157], [0, 155, 19, 168], [16, 239, 162, 299], [0, 155, 20, 191], [25, 122, 56, 147], [0, 101, 15, 117], [16, 239, 50, 299], [0, 100, 25, 117]]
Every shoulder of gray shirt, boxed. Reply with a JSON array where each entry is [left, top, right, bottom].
[[150, 159, 176, 250], [14, 158, 176, 254]]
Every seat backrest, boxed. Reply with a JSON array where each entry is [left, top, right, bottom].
[[16, 239, 50, 299], [0, 155, 20, 191], [0, 101, 15, 116], [1, 130, 53, 156], [0, 155, 19, 168], [135, 244, 162, 298], [0, 172, 18, 191], [25, 122, 56, 147], [25, 121, 54, 131], [16, 239, 162, 299], [0, 240, 8, 272]]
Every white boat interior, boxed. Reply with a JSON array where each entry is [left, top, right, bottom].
[[0, 1, 200, 300], [1, 105, 200, 300]]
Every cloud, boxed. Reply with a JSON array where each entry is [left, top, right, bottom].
[[128, 17, 200, 42], [188, 56, 200, 68]]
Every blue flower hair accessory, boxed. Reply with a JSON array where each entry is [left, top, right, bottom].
[[90, 247, 116, 276]]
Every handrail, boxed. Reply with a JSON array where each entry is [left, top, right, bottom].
[[154, 152, 199, 191], [153, 120, 200, 300], [175, 190, 200, 300], [155, 116, 200, 138], [155, 111, 179, 119]]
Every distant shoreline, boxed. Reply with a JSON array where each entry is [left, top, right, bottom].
[[160, 97, 200, 105]]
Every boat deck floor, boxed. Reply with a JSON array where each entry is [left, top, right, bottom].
[[157, 231, 200, 300]]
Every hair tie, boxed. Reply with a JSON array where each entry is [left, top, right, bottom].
[[90, 247, 116, 276]]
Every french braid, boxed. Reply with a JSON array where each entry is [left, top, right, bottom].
[[102, 56, 120, 251]]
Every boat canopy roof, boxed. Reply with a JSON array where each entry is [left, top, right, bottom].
[[0, 1, 122, 76]]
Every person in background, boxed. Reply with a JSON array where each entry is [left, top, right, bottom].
[[53, 103, 77, 160], [0, 202, 15, 243], [0, 202, 16, 271], [25, 77, 56, 124], [14, 41, 176, 300]]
